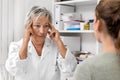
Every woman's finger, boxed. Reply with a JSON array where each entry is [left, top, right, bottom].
[[48, 31, 56, 38], [48, 31, 51, 35], [26, 20, 33, 29], [49, 23, 55, 30]]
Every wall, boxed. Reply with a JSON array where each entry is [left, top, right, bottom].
[[0, 0, 14, 64], [25, 0, 53, 13], [14, 0, 26, 41], [0, 0, 14, 80]]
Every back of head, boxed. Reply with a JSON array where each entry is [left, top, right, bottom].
[[95, 0, 120, 49], [25, 6, 52, 25]]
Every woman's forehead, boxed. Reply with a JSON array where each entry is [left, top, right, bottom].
[[33, 16, 50, 24]]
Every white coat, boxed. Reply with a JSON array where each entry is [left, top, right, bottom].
[[5, 37, 77, 80]]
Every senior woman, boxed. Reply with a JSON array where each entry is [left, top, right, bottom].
[[5, 6, 77, 80]]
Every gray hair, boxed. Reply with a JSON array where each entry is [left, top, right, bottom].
[[25, 6, 52, 25]]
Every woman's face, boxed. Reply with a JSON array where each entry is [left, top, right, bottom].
[[32, 16, 50, 41]]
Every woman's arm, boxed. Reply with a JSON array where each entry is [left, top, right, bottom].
[[19, 21, 33, 59], [48, 23, 67, 58], [48, 23, 77, 78], [5, 41, 30, 76], [55, 39, 67, 58]]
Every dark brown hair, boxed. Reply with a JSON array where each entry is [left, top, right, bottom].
[[95, 0, 120, 49]]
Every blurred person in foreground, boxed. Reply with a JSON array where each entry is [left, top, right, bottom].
[[74, 0, 120, 80]]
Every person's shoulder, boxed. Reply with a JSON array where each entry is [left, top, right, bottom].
[[9, 39, 23, 48], [74, 56, 100, 80], [78, 54, 103, 67], [84, 53, 118, 64]]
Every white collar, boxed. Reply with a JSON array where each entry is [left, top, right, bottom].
[[28, 37, 52, 61]]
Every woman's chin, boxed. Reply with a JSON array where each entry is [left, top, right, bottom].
[[33, 36, 45, 40]]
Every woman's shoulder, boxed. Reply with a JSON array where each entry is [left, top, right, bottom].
[[9, 39, 23, 48], [79, 54, 105, 65], [74, 54, 103, 78], [77, 53, 118, 69]]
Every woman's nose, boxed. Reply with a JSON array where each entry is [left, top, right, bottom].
[[39, 26, 44, 33]]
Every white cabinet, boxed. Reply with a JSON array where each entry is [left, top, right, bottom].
[[53, 0, 102, 55]]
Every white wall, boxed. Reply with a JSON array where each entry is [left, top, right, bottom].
[[0, 0, 14, 64], [25, 0, 53, 13], [76, 4, 96, 20], [14, 0, 26, 41], [0, 0, 15, 80]]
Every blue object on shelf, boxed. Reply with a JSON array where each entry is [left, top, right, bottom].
[[66, 27, 80, 30]]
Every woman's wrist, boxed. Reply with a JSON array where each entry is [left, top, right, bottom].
[[19, 39, 29, 60], [23, 37, 30, 44], [56, 39, 67, 58]]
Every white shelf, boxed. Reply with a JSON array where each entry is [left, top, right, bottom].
[[55, 0, 97, 5], [59, 30, 94, 33], [53, 0, 100, 54]]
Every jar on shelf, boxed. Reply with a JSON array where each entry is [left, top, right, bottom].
[[84, 21, 89, 30]]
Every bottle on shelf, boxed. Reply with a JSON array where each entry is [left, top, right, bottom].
[[84, 20, 89, 30], [89, 19, 94, 30]]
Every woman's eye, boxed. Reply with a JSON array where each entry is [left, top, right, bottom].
[[34, 25, 40, 28], [45, 25, 49, 27], [44, 25, 49, 28]]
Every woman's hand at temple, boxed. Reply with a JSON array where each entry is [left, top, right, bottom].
[[23, 21, 33, 43], [48, 23, 67, 58], [19, 21, 33, 60], [48, 23, 61, 43]]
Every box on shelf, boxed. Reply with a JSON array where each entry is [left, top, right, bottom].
[[62, 13, 83, 21], [63, 20, 80, 30], [63, 20, 85, 30], [61, 13, 84, 30]]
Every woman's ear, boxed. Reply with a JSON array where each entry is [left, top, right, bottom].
[[94, 19, 102, 32]]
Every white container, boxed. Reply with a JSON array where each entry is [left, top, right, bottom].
[[80, 22, 85, 30]]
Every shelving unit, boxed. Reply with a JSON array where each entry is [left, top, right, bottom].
[[59, 30, 94, 33], [53, 0, 102, 55], [59, 30, 94, 36], [55, 0, 97, 5]]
